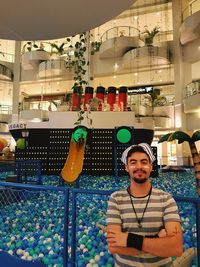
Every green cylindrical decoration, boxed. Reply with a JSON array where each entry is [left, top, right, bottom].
[[72, 127, 88, 143], [116, 128, 131, 144], [16, 138, 26, 149]]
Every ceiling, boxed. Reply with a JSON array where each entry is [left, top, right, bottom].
[[0, 0, 134, 40]]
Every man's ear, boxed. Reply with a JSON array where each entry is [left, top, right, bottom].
[[149, 164, 153, 173], [125, 164, 129, 173]]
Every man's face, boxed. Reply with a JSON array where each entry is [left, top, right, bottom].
[[125, 151, 152, 184]]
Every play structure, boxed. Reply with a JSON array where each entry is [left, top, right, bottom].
[[61, 126, 88, 183]]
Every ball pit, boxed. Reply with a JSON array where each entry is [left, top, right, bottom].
[[0, 169, 198, 266]]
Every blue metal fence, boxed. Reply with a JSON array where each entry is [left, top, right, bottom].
[[0, 182, 69, 267], [0, 183, 199, 266]]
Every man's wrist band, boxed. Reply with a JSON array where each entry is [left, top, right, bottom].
[[127, 233, 144, 250], [146, 234, 159, 238]]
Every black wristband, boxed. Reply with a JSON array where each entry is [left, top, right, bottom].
[[146, 234, 158, 238], [127, 233, 144, 250]]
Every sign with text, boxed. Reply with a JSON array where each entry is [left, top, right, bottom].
[[128, 86, 153, 94], [8, 123, 27, 130]]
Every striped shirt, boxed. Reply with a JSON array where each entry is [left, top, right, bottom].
[[106, 187, 180, 267]]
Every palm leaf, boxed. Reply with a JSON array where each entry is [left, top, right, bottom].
[[158, 133, 171, 143], [168, 131, 191, 144], [191, 130, 200, 142]]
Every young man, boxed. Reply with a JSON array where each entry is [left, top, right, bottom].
[[106, 143, 183, 267]]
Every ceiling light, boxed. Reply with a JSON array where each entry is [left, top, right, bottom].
[[113, 75, 117, 79], [31, 118, 42, 122], [114, 63, 119, 69], [134, 73, 138, 76]]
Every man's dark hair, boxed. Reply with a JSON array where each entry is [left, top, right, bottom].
[[126, 146, 151, 163]]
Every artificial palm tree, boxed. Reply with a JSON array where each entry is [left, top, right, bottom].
[[159, 130, 200, 196]]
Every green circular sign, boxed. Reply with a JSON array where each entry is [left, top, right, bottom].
[[16, 138, 26, 149], [116, 128, 131, 144], [72, 127, 87, 143]]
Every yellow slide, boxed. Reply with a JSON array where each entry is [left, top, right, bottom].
[[61, 126, 88, 183]]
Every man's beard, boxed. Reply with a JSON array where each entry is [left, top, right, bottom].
[[131, 169, 148, 184], [132, 177, 148, 184]]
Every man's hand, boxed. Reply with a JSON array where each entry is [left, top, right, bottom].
[[106, 230, 128, 247], [158, 228, 167, 238]]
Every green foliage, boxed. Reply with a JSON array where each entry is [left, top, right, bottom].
[[22, 41, 45, 53], [142, 26, 160, 38], [65, 33, 88, 90], [90, 41, 102, 55], [158, 133, 171, 143], [191, 130, 200, 142], [140, 26, 160, 45], [74, 110, 85, 126], [160, 130, 200, 145], [168, 131, 191, 144], [159, 131, 191, 144]]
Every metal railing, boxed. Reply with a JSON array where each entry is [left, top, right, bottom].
[[184, 81, 200, 98], [0, 105, 12, 115], [0, 182, 69, 267], [100, 26, 140, 43], [0, 51, 15, 63]]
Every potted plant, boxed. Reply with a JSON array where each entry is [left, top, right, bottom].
[[140, 25, 160, 46]]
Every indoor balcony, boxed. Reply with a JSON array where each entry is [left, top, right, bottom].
[[183, 80, 200, 113], [21, 50, 51, 71], [38, 58, 72, 79], [122, 45, 171, 69], [180, 1, 200, 63], [99, 26, 142, 59], [0, 105, 12, 124], [133, 103, 174, 129]]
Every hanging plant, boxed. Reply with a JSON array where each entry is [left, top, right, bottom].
[[65, 33, 88, 90], [90, 41, 102, 55], [64, 33, 94, 128]]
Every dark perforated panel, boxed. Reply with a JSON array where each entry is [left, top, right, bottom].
[[14, 129, 49, 173], [48, 129, 71, 174], [89, 129, 114, 175], [12, 128, 158, 177]]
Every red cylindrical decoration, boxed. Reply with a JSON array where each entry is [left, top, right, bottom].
[[84, 86, 94, 110], [72, 87, 82, 111], [107, 86, 116, 111], [96, 86, 105, 111], [118, 86, 127, 111]]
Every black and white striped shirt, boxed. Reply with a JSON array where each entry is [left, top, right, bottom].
[[106, 187, 180, 267]]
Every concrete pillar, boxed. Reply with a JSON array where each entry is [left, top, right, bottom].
[[172, 0, 192, 165], [12, 41, 21, 122]]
